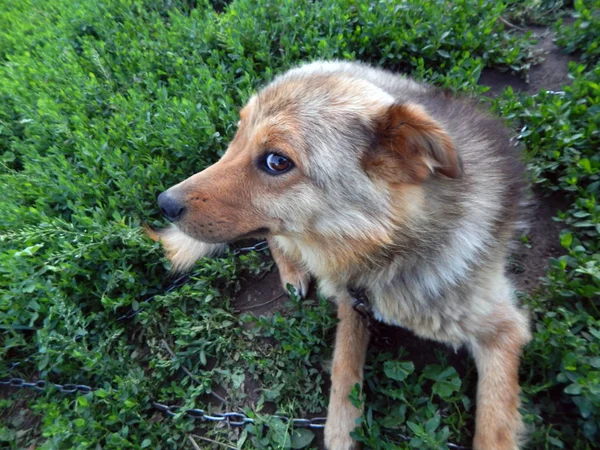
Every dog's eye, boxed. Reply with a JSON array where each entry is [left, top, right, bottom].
[[261, 153, 294, 175]]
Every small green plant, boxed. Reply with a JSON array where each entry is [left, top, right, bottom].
[[345, 348, 474, 449], [556, 0, 600, 62]]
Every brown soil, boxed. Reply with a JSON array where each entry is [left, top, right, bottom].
[[526, 26, 576, 93], [233, 271, 290, 317], [512, 190, 569, 291], [480, 26, 575, 97]]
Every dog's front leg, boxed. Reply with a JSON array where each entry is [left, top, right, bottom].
[[470, 304, 531, 450], [325, 300, 370, 450], [268, 237, 310, 298]]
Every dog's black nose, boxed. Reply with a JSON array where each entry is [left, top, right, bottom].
[[158, 191, 186, 222]]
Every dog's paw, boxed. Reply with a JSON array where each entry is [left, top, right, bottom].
[[473, 432, 520, 450], [324, 401, 361, 450], [324, 422, 359, 450], [278, 266, 310, 298]]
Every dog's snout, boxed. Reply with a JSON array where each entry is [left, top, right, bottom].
[[158, 191, 186, 222]]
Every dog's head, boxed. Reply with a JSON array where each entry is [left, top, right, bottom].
[[153, 62, 462, 271]]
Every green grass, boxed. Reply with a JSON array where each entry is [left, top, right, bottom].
[[0, 0, 599, 449]]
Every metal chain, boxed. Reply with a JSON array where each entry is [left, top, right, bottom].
[[0, 377, 325, 429], [116, 240, 269, 321], [1, 376, 470, 447], [151, 402, 326, 429], [0, 377, 95, 394]]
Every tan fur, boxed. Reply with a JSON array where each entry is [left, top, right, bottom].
[[325, 300, 370, 450], [471, 307, 531, 450], [146, 225, 225, 272], [152, 61, 531, 449], [268, 236, 310, 298]]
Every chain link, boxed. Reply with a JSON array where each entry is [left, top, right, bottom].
[[0, 377, 96, 394], [231, 240, 269, 255]]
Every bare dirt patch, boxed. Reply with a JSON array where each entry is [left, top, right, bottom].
[[233, 271, 289, 317], [526, 26, 576, 93], [480, 26, 575, 96], [512, 191, 569, 292]]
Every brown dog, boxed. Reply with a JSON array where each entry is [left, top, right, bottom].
[[152, 61, 531, 450]]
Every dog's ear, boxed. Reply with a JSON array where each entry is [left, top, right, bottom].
[[365, 103, 462, 183]]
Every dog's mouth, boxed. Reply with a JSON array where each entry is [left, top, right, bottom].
[[181, 226, 269, 244], [233, 227, 269, 241]]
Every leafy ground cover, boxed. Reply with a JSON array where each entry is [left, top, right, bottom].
[[0, 1, 598, 449]]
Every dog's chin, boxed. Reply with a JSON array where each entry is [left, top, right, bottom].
[[145, 225, 227, 272]]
